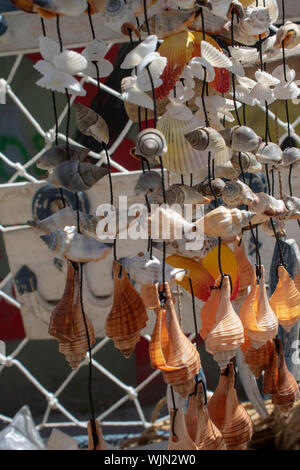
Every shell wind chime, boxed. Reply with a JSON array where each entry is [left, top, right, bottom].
[[19, 0, 300, 450]]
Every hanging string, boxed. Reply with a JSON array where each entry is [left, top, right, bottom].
[[188, 278, 200, 354], [170, 386, 178, 438]]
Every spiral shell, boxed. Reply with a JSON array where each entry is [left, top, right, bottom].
[[36, 144, 90, 171], [74, 102, 109, 145], [202, 206, 256, 241], [220, 126, 261, 153], [47, 161, 109, 193], [230, 152, 251, 174], [222, 180, 258, 207], [134, 170, 163, 196], [135, 128, 167, 161], [195, 178, 225, 198], [185, 127, 226, 152]]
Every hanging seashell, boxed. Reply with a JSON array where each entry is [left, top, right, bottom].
[[284, 196, 300, 220], [184, 126, 230, 165], [36, 144, 91, 171], [49, 262, 95, 369], [263, 339, 279, 395], [53, 50, 87, 75], [239, 266, 278, 349], [261, 219, 286, 238], [194, 382, 227, 450], [33, 0, 88, 17], [248, 192, 288, 219], [221, 362, 253, 450], [74, 102, 109, 145], [47, 161, 110, 193], [271, 338, 300, 414], [233, 238, 254, 293], [121, 35, 158, 69], [256, 142, 282, 166], [185, 389, 198, 443], [195, 178, 225, 199], [87, 420, 106, 450], [142, 10, 198, 41], [105, 261, 148, 358], [157, 112, 209, 176], [244, 339, 274, 378], [10, 0, 35, 13], [168, 409, 198, 450], [202, 206, 256, 241], [153, 234, 218, 260], [145, 205, 196, 243], [230, 152, 251, 174], [274, 21, 300, 50], [205, 276, 244, 369], [40, 225, 112, 262], [149, 282, 201, 398], [147, 184, 211, 206], [219, 126, 261, 153], [269, 265, 300, 332], [200, 276, 222, 340], [280, 147, 300, 168], [222, 180, 258, 207], [207, 369, 228, 430], [28, 207, 77, 233], [135, 128, 167, 162], [134, 170, 163, 196]]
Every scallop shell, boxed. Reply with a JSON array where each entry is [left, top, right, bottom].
[[105, 261, 148, 358], [222, 180, 258, 207], [239, 266, 278, 349], [205, 276, 244, 369], [293, 270, 300, 292], [36, 70, 86, 96], [74, 102, 109, 145], [168, 409, 198, 451], [47, 161, 109, 193], [121, 76, 155, 110], [221, 363, 253, 450], [49, 262, 95, 370], [256, 142, 282, 165], [136, 52, 167, 92], [53, 50, 87, 75], [149, 282, 201, 398], [36, 144, 90, 170], [281, 147, 300, 167], [201, 206, 256, 241], [135, 128, 167, 161], [157, 112, 209, 175], [121, 35, 158, 69], [38, 36, 61, 62], [244, 339, 274, 378], [87, 420, 106, 450], [40, 225, 111, 262], [269, 265, 300, 332], [134, 170, 163, 196], [220, 126, 261, 153], [200, 40, 232, 69]]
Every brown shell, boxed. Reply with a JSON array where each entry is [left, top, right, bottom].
[[244, 339, 274, 379], [185, 393, 198, 443], [168, 409, 198, 450], [87, 420, 106, 450], [149, 282, 201, 398], [221, 363, 253, 450], [263, 340, 278, 395], [10, 0, 35, 13], [105, 261, 148, 358], [294, 270, 300, 292]]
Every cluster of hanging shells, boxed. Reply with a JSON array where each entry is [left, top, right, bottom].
[[15, 0, 300, 451]]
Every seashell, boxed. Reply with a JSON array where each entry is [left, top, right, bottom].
[[221, 362, 253, 450], [244, 339, 274, 378], [230, 152, 251, 174], [40, 225, 111, 262], [200, 277, 221, 340], [53, 50, 87, 75], [121, 76, 155, 110], [157, 112, 209, 175], [168, 409, 198, 450], [121, 35, 158, 69], [248, 193, 288, 219], [205, 276, 244, 369], [74, 102, 109, 145], [263, 339, 278, 395], [185, 390, 198, 443], [136, 52, 167, 92], [271, 338, 300, 414], [28, 207, 77, 233], [274, 21, 300, 50], [207, 370, 228, 430], [47, 161, 109, 193], [142, 10, 198, 40], [104, 0, 133, 32], [38, 36, 61, 62], [36, 70, 86, 96], [283, 196, 300, 220], [239, 266, 278, 349], [153, 234, 218, 260], [33, 0, 88, 16], [87, 420, 106, 450], [10, 0, 34, 13], [269, 265, 300, 332], [281, 147, 300, 168], [202, 206, 256, 241], [255, 142, 282, 166], [222, 180, 258, 207], [148, 184, 211, 207], [261, 219, 286, 238], [219, 126, 261, 153], [245, 152, 263, 173], [184, 126, 230, 165], [134, 170, 163, 196], [135, 128, 167, 161], [195, 178, 225, 199], [36, 144, 90, 171], [144, 205, 196, 243], [200, 40, 232, 69], [87, 0, 105, 14], [149, 282, 201, 398], [194, 382, 227, 450], [105, 261, 148, 358], [49, 262, 95, 369], [233, 7, 272, 42], [233, 239, 254, 293], [294, 270, 300, 292]]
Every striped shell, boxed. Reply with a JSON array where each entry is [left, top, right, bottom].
[[75, 102, 109, 145], [36, 145, 90, 170], [47, 161, 109, 193], [220, 126, 261, 153], [222, 180, 258, 207], [135, 128, 167, 161]]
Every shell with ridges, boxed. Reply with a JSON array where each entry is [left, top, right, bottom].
[[233, 239, 254, 293], [195, 178, 225, 198], [47, 161, 109, 193], [184, 126, 229, 166], [256, 142, 282, 165], [244, 339, 274, 378], [53, 50, 87, 75], [220, 126, 261, 153], [135, 128, 167, 161], [222, 180, 258, 207], [168, 409, 198, 450], [36, 144, 90, 170], [201, 206, 256, 241], [74, 102, 109, 145]]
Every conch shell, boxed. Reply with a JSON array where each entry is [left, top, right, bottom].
[[248, 193, 288, 220], [168, 409, 198, 450], [49, 262, 95, 369], [205, 275, 244, 369], [36, 144, 90, 170], [222, 180, 258, 207], [149, 282, 201, 398], [105, 261, 148, 358], [233, 239, 254, 293], [74, 102, 109, 145], [200, 277, 221, 340], [47, 161, 110, 193], [202, 206, 256, 241], [269, 265, 300, 332], [244, 339, 274, 378], [207, 370, 228, 430]]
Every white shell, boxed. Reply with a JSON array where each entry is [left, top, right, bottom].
[[255, 70, 280, 86], [53, 50, 88, 75], [200, 41, 232, 69], [82, 39, 107, 62], [121, 35, 158, 69], [39, 36, 61, 63], [136, 52, 167, 91], [189, 57, 215, 83], [121, 76, 154, 110], [165, 102, 193, 121], [36, 71, 86, 96]]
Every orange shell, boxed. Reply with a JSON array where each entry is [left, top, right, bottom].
[[149, 282, 201, 398], [88, 420, 106, 450], [207, 371, 228, 431], [244, 340, 274, 378], [105, 261, 148, 358], [168, 409, 198, 450], [293, 270, 300, 292], [269, 266, 300, 332], [185, 393, 198, 443], [221, 363, 253, 450], [10, 0, 34, 13], [199, 277, 222, 339], [233, 239, 254, 292], [263, 340, 278, 395]]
